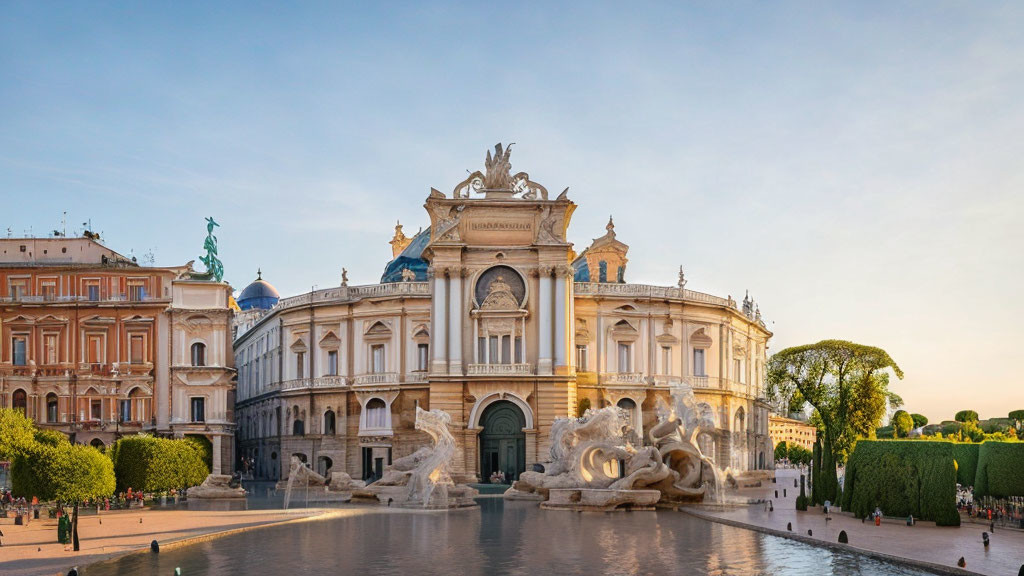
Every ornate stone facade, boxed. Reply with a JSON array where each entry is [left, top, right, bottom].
[[234, 145, 773, 483]]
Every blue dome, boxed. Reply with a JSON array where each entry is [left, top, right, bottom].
[[381, 227, 430, 283], [237, 272, 280, 311]]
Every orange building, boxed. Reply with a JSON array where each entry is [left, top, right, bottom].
[[0, 235, 236, 472], [769, 414, 817, 452]]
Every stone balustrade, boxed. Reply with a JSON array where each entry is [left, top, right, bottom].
[[603, 372, 647, 385], [274, 282, 430, 311], [467, 363, 533, 376], [353, 372, 399, 386], [573, 282, 735, 308]]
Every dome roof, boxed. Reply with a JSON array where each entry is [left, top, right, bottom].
[[237, 270, 280, 311], [381, 226, 430, 283]]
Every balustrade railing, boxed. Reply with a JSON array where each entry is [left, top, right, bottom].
[[467, 363, 532, 376], [602, 372, 647, 385], [274, 282, 430, 311], [353, 372, 399, 386], [573, 282, 735, 308]]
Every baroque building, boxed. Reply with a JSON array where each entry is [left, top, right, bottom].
[[234, 144, 772, 483], [0, 233, 237, 473]]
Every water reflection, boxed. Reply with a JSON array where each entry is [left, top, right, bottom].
[[84, 499, 937, 576]]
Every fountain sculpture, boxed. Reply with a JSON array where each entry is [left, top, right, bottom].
[[506, 384, 723, 510], [355, 407, 478, 509]]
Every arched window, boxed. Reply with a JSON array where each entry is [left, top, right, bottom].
[[191, 342, 206, 367], [12, 389, 27, 415], [616, 398, 637, 428], [323, 410, 336, 436], [365, 398, 387, 429], [46, 393, 59, 423], [734, 407, 746, 434], [90, 438, 105, 451]]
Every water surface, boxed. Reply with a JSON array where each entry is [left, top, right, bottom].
[[84, 499, 937, 576]]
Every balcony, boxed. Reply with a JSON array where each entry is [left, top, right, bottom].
[[274, 282, 430, 310], [573, 282, 735, 308], [353, 372, 399, 386], [467, 363, 532, 376], [603, 372, 647, 385]]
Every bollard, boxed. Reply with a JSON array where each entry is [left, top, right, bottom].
[[775, 490, 778, 498], [786, 522, 792, 531], [983, 532, 990, 548], [67, 568, 79, 576], [151, 540, 160, 553], [838, 530, 848, 544], [957, 557, 966, 568], [794, 479, 798, 488], [807, 529, 812, 536], [783, 489, 787, 497]]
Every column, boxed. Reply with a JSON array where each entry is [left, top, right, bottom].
[[212, 435, 223, 475], [538, 268, 553, 375], [553, 268, 568, 373], [430, 269, 447, 374], [448, 268, 462, 374]]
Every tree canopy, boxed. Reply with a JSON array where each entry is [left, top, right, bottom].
[[767, 339, 903, 504], [955, 410, 979, 423], [0, 408, 37, 461], [910, 413, 929, 429], [12, 440, 114, 503], [892, 410, 914, 438]]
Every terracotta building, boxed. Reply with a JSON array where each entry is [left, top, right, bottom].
[[234, 145, 773, 483], [0, 235, 236, 473], [769, 414, 817, 451]]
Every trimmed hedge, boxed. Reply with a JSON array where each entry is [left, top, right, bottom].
[[974, 442, 1024, 498], [951, 443, 979, 487], [109, 435, 209, 493], [841, 440, 959, 526]]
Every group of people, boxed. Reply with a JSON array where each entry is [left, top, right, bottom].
[[488, 470, 507, 484], [957, 485, 1024, 529]]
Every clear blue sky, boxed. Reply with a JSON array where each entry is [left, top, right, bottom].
[[2, 2, 1022, 422]]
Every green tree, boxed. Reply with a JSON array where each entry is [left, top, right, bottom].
[[110, 435, 208, 493], [910, 414, 929, 429], [12, 442, 114, 551], [955, 410, 979, 423], [0, 408, 37, 461], [766, 340, 903, 505], [892, 410, 914, 438], [788, 444, 812, 466], [774, 441, 788, 462]]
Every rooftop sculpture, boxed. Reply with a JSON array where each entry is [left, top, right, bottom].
[[192, 217, 224, 282], [451, 143, 550, 200]]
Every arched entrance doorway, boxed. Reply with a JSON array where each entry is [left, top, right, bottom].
[[479, 401, 526, 484]]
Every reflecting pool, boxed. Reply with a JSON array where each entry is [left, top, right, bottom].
[[84, 499, 937, 576]]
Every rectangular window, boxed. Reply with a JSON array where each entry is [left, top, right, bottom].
[[576, 345, 588, 371], [371, 344, 385, 373], [618, 343, 631, 372], [91, 399, 102, 421], [734, 359, 743, 383], [661, 346, 672, 375], [9, 280, 27, 300], [417, 344, 428, 371], [478, 337, 486, 363], [693, 349, 706, 377], [488, 336, 499, 364], [86, 282, 100, 301], [12, 337, 27, 366], [88, 335, 103, 364], [119, 399, 132, 422], [40, 282, 56, 301], [501, 335, 511, 365], [327, 350, 339, 376], [190, 397, 206, 422], [515, 337, 522, 363], [130, 334, 145, 364], [44, 334, 58, 365], [296, 352, 305, 379], [128, 281, 146, 301]]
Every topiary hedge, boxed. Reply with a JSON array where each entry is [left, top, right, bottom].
[[109, 435, 209, 493], [974, 441, 1024, 498], [841, 440, 959, 526], [951, 443, 979, 487]]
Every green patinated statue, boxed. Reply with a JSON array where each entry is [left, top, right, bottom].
[[195, 217, 224, 282]]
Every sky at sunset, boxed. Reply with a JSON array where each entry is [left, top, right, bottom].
[[2, 2, 1022, 422]]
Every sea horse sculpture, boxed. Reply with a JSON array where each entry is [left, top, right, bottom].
[[406, 407, 457, 508]]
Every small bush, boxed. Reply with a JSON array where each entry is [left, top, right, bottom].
[[110, 435, 209, 493]]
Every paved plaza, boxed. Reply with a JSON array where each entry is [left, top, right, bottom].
[[691, 469, 1024, 576], [0, 507, 333, 576]]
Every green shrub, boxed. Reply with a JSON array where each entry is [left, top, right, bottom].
[[974, 441, 1024, 498], [951, 443, 979, 486], [110, 435, 208, 493], [841, 440, 959, 526]]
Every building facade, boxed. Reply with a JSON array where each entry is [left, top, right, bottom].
[[769, 414, 817, 451], [234, 145, 773, 483], [0, 235, 236, 473]]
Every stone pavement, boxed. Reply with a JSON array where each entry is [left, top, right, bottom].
[[688, 468, 1024, 576], [0, 507, 332, 576]]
